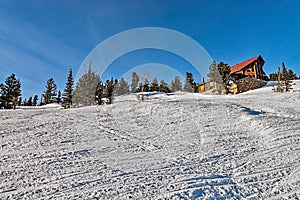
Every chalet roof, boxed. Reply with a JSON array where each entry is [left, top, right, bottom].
[[230, 55, 264, 74]]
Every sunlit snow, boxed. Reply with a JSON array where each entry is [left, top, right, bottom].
[[1, 81, 300, 199]]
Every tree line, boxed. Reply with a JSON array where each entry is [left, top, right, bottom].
[[271, 62, 298, 92], [269, 64, 298, 82], [1, 61, 299, 109], [72, 65, 184, 106], [72, 63, 234, 105], [0, 68, 74, 109], [0, 65, 183, 109]]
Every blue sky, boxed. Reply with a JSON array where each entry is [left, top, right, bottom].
[[0, 0, 299, 99]]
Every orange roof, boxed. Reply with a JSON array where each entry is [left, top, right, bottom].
[[230, 55, 263, 74]]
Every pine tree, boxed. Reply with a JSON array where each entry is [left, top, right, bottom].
[[269, 73, 277, 81], [139, 78, 149, 92], [131, 72, 139, 93], [207, 61, 223, 93], [116, 77, 130, 96], [138, 71, 150, 101], [23, 99, 27, 106], [150, 77, 160, 92], [208, 61, 222, 82], [39, 97, 43, 106], [104, 78, 117, 104], [33, 95, 38, 106], [170, 76, 182, 92], [159, 80, 171, 93], [0, 73, 21, 109], [183, 72, 195, 92], [95, 81, 104, 105], [43, 78, 57, 104], [281, 62, 292, 92], [63, 68, 74, 107], [57, 90, 61, 104], [18, 97, 22, 106], [217, 62, 231, 94], [73, 64, 100, 106], [287, 69, 297, 80], [277, 67, 282, 92], [270, 69, 284, 82], [27, 96, 33, 106]]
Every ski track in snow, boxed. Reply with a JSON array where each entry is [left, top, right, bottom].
[[1, 82, 300, 199]]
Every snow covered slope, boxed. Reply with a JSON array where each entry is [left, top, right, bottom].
[[1, 81, 299, 199]]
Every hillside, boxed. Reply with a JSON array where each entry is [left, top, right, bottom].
[[1, 81, 299, 199]]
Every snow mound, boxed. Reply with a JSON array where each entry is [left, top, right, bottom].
[[17, 103, 63, 110], [236, 80, 300, 95]]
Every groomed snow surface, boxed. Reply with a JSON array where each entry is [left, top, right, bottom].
[[1, 81, 300, 199]]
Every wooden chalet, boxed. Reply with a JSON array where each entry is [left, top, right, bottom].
[[230, 55, 268, 81], [198, 55, 268, 94]]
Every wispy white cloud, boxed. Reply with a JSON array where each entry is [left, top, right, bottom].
[[0, 14, 86, 97], [0, 39, 60, 97], [2, 20, 82, 67], [86, 14, 102, 43]]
